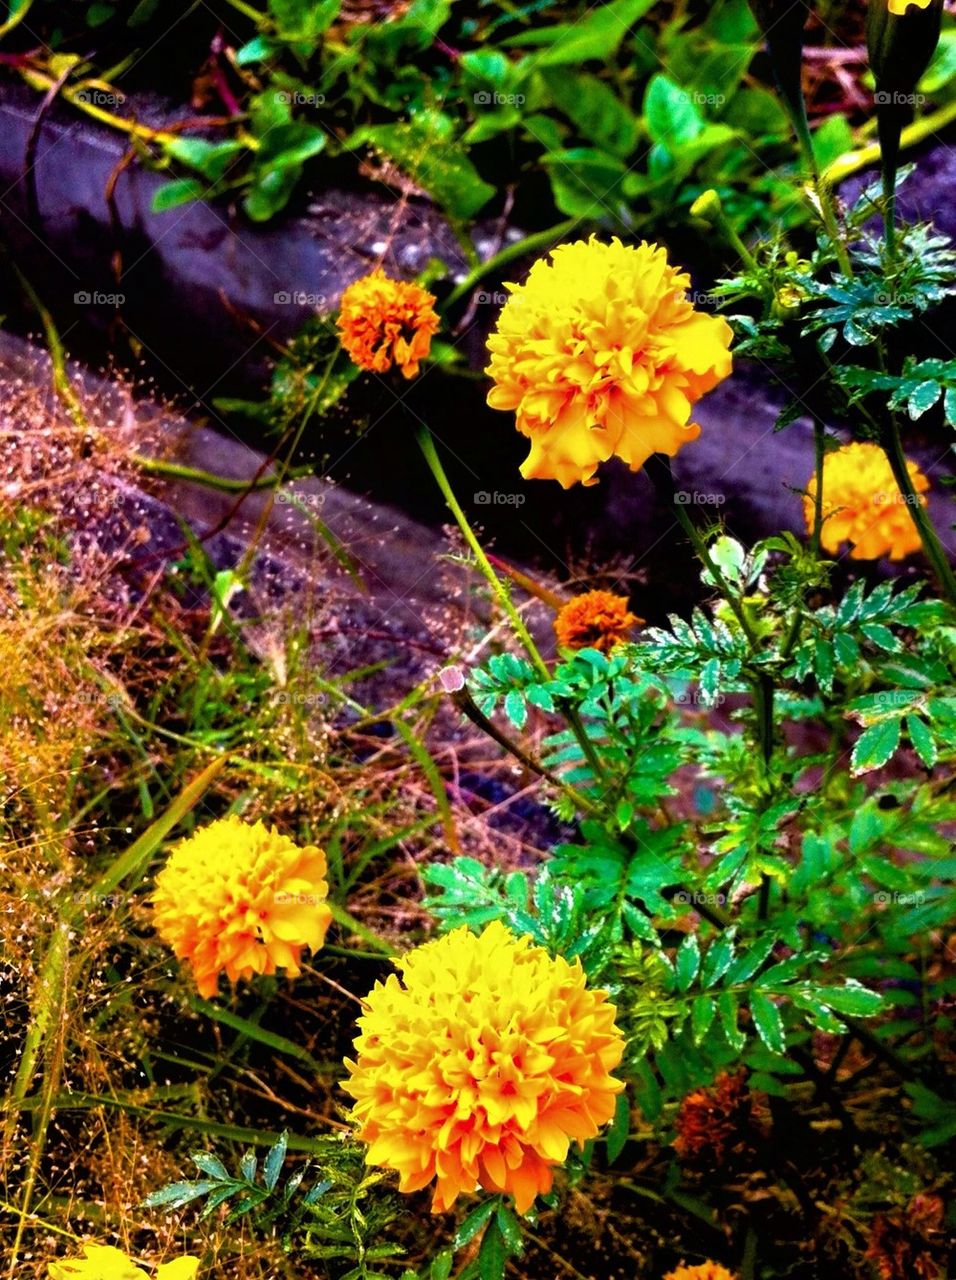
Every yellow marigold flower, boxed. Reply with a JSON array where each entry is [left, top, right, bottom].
[[337, 267, 439, 379], [48, 1245, 199, 1280], [554, 589, 643, 654], [485, 236, 733, 488], [804, 441, 929, 561], [888, 0, 930, 12], [152, 815, 332, 998], [664, 1264, 737, 1280], [343, 920, 625, 1214]]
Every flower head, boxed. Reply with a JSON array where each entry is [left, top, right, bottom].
[[152, 815, 332, 998], [804, 441, 929, 561], [485, 237, 733, 488], [663, 1264, 737, 1280], [554, 590, 642, 654], [48, 1246, 199, 1280], [344, 920, 625, 1213], [673, 1070, 756, 1171], [337, 268, 439, 379]]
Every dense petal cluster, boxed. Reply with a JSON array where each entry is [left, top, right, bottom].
[[337, 268, 439, 379], [48, 1246, 199, 1280], [485, 237, 733, 488], [554, 589, 642, 654], [663, 1264, 737, 1280], [344, 921, 625, 1213], [152, 815, 332, 997], [804, 441, 929, 561], [673, 1070, 756, 1171]]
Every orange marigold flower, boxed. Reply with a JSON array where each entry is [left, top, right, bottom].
[[337, 268, 439, 379], [672, 1070, 756, 1171], [48, 1246, 199, 1280], [804, 441, 929, 561], [152, 815, 332, 998], [664, 1263, 737, 1280], [485, 236, 733, 488], [554, 589, 642, 654], [343, 920, 625, 1213]]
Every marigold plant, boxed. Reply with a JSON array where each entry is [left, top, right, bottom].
[[337, 267, 439, 379], [484, 236, 733, 488], [152, 815, 332, 997], [804, 441, 929, 561], [48, 1246, 199, 1280], [343, 920, 625, 1213], [554, 589, 642, 654]]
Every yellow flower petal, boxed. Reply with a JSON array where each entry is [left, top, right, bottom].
[[804, 441, 929, 562], [485, 237, 733, 487], [344, 921, 625, 1214]]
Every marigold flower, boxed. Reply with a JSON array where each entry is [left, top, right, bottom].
[[672, 1070, 756, 1171], [804, 442, 929, 561], [48, 1245, 199, 1280], [664, 1264, 737, 1280], [152, 815, 332, 998], [343, 920, 625, 1213], [554, 590, 642, 654], [485, 237, 733, 488], [337, 268, 439, 379]]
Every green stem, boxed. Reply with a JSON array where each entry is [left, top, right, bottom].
[[442, 217, 580, 313], [670, 495, 761, 649], [880, 417, 956, 609], [416, 426, 550, 680]]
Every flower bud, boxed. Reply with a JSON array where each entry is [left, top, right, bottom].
[[867, 0, 943, 94], [690, 189, 723, 224]]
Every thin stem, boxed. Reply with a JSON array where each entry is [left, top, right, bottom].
[[880, 418, 956, 609], [417, 426, 551, 680], [670, 495, 761, 648], [442, 217, 580, 313]]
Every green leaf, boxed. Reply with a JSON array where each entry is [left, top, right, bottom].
[[701, 934, 735, 988], [816, 981, 883, 1017], [508, 0, 656, 66], [691, 994, 716, 1045], [478, 1217, 508, 1280], [644, 74, 705, 149], [348, 112, 494, 220], [454, 1199, 497, 1249], [542, 71, 638, 158], [605, 1090, 630, 1164], [675, 934, 700, 993], [749, 991, 786, 1054], [718, 991, 745, 1052], [263, 1131, 288, 1191], [151, 178, 207, 212], [851, 717, 902, 775], [907, 715, 938, 769]]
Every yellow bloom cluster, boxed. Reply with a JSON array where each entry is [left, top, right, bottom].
[[554, 589, 642, 654], [485, 237, 733, 488], [152, 815, 332, 997], [337, 267, 439, 379], [804, 441, 929, 561], [48, 1246, 198, 1280], [344, 921, 625, 1213]]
